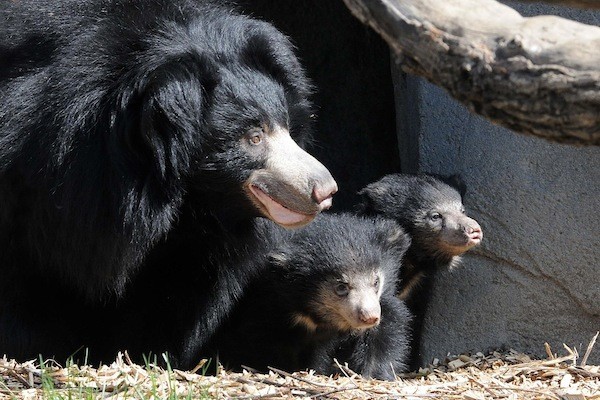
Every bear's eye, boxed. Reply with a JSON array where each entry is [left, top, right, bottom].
[[430, 212, 442, 221], [247, 128, 264, 145], [373, 276, 380, 288], [334, 282, 349, 297]]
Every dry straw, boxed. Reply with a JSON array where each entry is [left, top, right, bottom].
[[0, 333, 598, 399]]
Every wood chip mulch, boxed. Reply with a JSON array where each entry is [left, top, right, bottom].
[[0, 333, 598, 399]]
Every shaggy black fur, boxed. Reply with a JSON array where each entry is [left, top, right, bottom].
[[0, 0, 336, 367], [208, 214, 412, 380], [357, 174, 482, 369]]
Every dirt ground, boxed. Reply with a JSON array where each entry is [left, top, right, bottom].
[[1, 336, 598, 399]]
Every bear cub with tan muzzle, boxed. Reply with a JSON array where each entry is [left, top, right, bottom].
[[207, 213, 412, 380], [357, 173, 483, 369]]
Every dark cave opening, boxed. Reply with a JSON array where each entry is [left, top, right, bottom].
[[238, 0, 401, 210]]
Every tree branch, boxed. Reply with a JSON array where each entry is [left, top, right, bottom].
[[343, 0, 600, 145]]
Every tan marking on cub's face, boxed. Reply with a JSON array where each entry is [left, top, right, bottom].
[[291, 312, 318, 332], [397, 271, 425, 301], [310, 271, 383, 332]]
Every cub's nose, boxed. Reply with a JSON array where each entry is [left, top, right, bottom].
[[358, 305, 381, 327], [465, 219, 483, 242], [359, 314, 380, 326]]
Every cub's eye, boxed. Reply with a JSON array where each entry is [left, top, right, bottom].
[[334, 282, 349, 297], [430, 212, 442, 221], [247, 128, 264, 145], [373, 277, 380, 288]]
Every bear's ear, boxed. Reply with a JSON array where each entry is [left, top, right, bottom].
[[110, 54, 219, 177], [436, 174, 467, 197], [242, 24, 312, 96], [374, 219, 411, 256], [355, 187, 375, 216], [355, 182, 390, 216], [139, 54, 220, 132]]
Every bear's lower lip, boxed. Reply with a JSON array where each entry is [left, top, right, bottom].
[[442, 237, 481, 256], [344, 317, 380, 331], [470, 231, 483, 242], [465, 233, 482, 247], [248, 185, 315, 227], [469, 236, 482, 245], [354, 321, 380, 329]]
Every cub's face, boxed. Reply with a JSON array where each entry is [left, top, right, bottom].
[[310, 269, 384, 331], [357, 174, 482, 259], [411, 184, 482, 258], [270, 215, 408, 333]]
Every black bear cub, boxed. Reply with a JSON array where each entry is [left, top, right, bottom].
[[209, 214, 412, 381], [356, 174, 482, 369]]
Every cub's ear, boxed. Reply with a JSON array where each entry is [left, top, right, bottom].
[[355, 188, 374, 216], [437, 174, 467, 197], [355, 182, 388, 216], [374, 219, 411, 257]]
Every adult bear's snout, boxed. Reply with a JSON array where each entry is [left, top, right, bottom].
[[246, 126, 337, 228]]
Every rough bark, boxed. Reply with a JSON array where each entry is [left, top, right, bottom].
[[343, 0, 600, 145]]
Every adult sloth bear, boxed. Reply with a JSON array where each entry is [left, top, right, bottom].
[[0, 0, 337, 367]]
